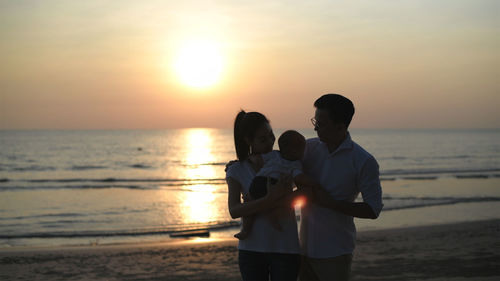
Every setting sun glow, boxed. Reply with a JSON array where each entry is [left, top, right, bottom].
[[173, 40, 224, 89]]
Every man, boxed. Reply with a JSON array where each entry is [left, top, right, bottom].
[[299, 94, 383, 281]]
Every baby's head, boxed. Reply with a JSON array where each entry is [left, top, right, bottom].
[[278, 130, 306, 161]]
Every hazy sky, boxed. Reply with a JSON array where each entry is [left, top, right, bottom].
[[1, 0, 499, 129]]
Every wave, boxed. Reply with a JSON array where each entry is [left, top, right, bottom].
[[0, 209, 155, 222], [455, 174, 490, 179], [38, 219, 115, 228], [71, 165, 107, 170], [0, 221, 240, 239], [381, 168, 500, 177], [378, 155, 471, 161], [380, 177, 397, 181], [9, 165, 56, 172], [3, 162, 222, 172], [0, 177, 227, 190], [0, 212, 88, 221], [1, 197, 498, 240], [182, 162, 227, 167], [2, 167, 498, 184], [129, 164, 152, 169], [1, 167, 498, 191], [401, 176, 438, 180], [382, 196, 500, 211], [3, 159, 498, 178], [21, 177, 225, 183], [0, 184, 227, 191]]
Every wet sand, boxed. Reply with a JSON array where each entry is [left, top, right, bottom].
[[1, 219, 499, 281]]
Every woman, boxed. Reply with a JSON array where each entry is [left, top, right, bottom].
[[226, 110, 301, 281]]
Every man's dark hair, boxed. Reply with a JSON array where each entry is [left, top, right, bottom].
[[314, 94, 355, 128]]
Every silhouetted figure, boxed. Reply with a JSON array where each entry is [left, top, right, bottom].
[[226, 111, 301, 281], [299, 94, 383, 281]]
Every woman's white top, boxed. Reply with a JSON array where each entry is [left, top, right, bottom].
[[226, 160, 300, 254]]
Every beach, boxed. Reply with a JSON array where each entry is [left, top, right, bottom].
[[1, 219, 498, 281], [2, 0, 499, 278], [1, 129, 499, 280]]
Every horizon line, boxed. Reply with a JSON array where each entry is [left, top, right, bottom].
[[1, 127, 499, 131]]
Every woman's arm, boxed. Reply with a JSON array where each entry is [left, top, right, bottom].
[[227, 176, 289, 219]]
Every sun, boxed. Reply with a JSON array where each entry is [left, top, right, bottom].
[[173, 40, 224, 89]]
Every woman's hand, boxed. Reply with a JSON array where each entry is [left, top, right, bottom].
[[225, 160, 238, 172]]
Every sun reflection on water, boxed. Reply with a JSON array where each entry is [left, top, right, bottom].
[[181, 184, 217, 224], [180, 129, 219, 224], [184, 129, 217, 179]]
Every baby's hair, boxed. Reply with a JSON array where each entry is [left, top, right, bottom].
[[278, 130, 305, 152]]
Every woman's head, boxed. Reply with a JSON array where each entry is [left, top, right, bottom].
[[234, 110, 275, 161]]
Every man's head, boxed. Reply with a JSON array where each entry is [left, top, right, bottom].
[[312, 94, 354, 144], [278, 130, 306, 161]]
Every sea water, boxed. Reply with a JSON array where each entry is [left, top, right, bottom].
[[1, 129, 499, 247]]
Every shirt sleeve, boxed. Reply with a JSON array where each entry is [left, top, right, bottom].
[[290, 160, 303, 178], [225, 162, 238, 180], [359, 156, 383, 218], [261, 151, 276, 162]]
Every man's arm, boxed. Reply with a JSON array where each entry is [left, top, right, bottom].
[[312, 157, 382, 219], [312, 188, 377, 219], [293, 173, 320, 190], [294, 173, 377, 218]]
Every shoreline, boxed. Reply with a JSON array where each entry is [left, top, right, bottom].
[[1, 176, 498, 250], [0, 217, 495, 253], [1, 219, 499, 281], [2, 198, 500, 252]]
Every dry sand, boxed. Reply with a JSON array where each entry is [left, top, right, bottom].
[[1, 219, 499, 281], [352, 219, 500, 281]]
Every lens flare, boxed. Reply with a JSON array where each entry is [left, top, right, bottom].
[[293, 195, 306, 208]]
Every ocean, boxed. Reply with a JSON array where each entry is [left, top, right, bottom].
[[1, 128, 499, 247]]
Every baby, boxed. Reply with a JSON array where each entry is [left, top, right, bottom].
[[235, 130, 320, 240]]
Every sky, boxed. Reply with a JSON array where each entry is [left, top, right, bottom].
[[1, 0, 499, 129]]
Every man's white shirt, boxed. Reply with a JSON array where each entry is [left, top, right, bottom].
[[300, 133, 383, 258]]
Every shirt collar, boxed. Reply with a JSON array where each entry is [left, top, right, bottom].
[[329, 132, 353, 156]]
